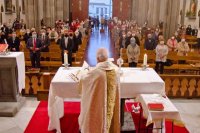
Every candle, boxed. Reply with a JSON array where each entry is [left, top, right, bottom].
[[143, 53, 147, 66], [4, 39, 7, 44], [64, 52, 68, 65]]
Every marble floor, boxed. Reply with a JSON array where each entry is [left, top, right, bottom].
[[86, 27, 116, 66], [0, 98, 199, 133], [0, 98, 39, 133]]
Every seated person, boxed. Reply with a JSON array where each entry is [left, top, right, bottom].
[[79, 48, 120, 133]]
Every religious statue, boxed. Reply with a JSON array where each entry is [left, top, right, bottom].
[[190, 0, 196, 15]]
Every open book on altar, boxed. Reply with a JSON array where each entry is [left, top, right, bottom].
[[69, 61, 90, 82]]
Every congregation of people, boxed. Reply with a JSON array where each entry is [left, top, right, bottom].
[[0, 17, 199, 74], [0, 18, 92, 68], [108, 19, 199, 74]]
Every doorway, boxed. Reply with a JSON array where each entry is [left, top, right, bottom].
[[88, 0, 112, 20]]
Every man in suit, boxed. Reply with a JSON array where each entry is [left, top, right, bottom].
[[73, 30, 82, 53], [26, 31, 42, 68], [8, 32, 20, 51], [186, 25, 192, 35], [144, 34, 157, 50], [24, 29, 32, 44], [59, 31, 74, 65], [132, 31, 140, 46], [1, 23, 9, 40], [40, 30, 50, 52], [125, 31, 132, 48]]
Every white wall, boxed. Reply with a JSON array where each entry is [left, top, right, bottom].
[[0, 0, 25, 24], [90, 0, 111, 5]]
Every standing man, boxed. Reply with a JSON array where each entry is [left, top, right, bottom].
[[144, 34, 156, 50], [26, 31, 42, 68], [73, 30, 82, 53], [40, 30, 50, 52], [59, 31, 74, 65], [1, 23, 9, 40]]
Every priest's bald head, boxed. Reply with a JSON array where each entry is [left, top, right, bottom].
[[96, 48, 109, 63]]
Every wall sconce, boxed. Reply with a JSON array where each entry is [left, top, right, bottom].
[[120, 1, 122, 12], [79, 0, 82, 11]]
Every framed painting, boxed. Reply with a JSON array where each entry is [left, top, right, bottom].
[[186, 0, 198, 19], [4, 0, 12, 14]]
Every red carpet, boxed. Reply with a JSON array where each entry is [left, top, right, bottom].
[[25, 101, 189, 133], [125, 102, 189, 133], [24, 101, 80, 133]]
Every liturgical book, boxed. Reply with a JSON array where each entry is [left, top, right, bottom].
[[147, 103, 164, 111]]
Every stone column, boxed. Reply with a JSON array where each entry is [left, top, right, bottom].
[[152, 0, 161, 27], [25, 0, 34, 28], [55, 0, 64, 20], [181, 0, 187, 26], [25, 0, 72, 28], [25, 0, 41, 29], [16, 0, 20, 20], [63, 0, 70, 20], [165, 0, 180, 39], [50, 0, 55, 26], [43, 0, 51, 27]]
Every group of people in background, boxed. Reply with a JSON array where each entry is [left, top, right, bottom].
[[109, 19, 197, 74], [0, 18, 91, 68], [0, 17, 199, 74]]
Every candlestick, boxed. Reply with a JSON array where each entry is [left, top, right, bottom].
[[4, 39, 7, 44], [64, 52, 68, 65], [143, 53, 147, 66], [117, 57, 124, 75]]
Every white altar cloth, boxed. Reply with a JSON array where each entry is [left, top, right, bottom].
[[0, 52, 25, 92], [136, 94, 182, 133], [48, 67, 165, 133]]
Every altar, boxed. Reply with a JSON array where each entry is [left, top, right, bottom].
[[0, 52, 25, 102], [48, 67, 165, 133]]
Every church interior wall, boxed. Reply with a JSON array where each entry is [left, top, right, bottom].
[[0, 0, 25, 24], [0, 0, 199, 32]]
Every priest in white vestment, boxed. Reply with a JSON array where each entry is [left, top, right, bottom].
[[78, 48, 120, 133]]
